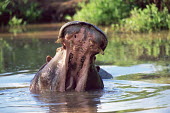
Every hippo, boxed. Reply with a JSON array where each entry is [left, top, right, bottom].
[[30, 21, 108, 92]]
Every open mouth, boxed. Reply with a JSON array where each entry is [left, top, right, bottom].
[[30, 21, 107, 92]]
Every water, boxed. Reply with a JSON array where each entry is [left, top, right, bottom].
[[0, 23, 170, 113]]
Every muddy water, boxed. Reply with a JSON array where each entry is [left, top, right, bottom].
[[0, 24, 170, 113]]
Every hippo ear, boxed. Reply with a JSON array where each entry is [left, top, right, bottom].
[[46, 55, 52, 63]]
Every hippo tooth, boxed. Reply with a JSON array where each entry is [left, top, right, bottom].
[[70, 40, 73, 47], [55, 38, 63, 43], [99, 49, 104, 55]]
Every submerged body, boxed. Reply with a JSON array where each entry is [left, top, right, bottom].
[[30, 21, 108, 92]]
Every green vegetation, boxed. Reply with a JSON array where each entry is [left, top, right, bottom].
[[1, 0, 170, 32], [8, 16, 26, 26], [73, 0, 170, 32], [120, 4, 170, 32], [0, 0, 42, 26], [73, 0, 130, 25]]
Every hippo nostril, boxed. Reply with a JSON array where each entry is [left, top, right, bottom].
[[74, 35, 76, 38]]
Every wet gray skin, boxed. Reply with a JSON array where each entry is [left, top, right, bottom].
[[30, 21, 108, 92]]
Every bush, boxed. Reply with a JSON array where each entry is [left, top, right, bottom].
[[0, 0, 9, 14], [8, 16, 25, 26], [20, 1, 42, 23], [120, 4, 170, 32], [0, 0, 42, 26], [73, 0, 130, 25], [124, 0, 170, 12]]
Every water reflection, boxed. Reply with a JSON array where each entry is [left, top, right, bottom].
[[98, 80, 170, 112], [0, 24, 170, 113], [28, 79, 170, 113], [0, 31, 170, 73], [97, 31, 170, 66], [32, 91, 103, 113], [0, 66, 170, 112], [0, 37, 60, 73]]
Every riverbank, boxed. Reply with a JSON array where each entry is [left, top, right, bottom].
[[38, 0, 83, 22], [1, 0, 170, 33], [0, 0, 83, 26]]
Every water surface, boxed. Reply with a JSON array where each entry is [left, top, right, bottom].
[[0, 24, 170, 113]]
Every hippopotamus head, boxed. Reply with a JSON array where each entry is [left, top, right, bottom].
[[30, 21, 108, 92]]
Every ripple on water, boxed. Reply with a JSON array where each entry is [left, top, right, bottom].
[[0, 69, 170, 113], [0, 70, 35, 90], [99, 79, 170, 112]]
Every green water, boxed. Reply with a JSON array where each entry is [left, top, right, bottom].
[[97, 31, 170, 66], [1, 28, 169, 72], [0, 24, 170, 113]]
